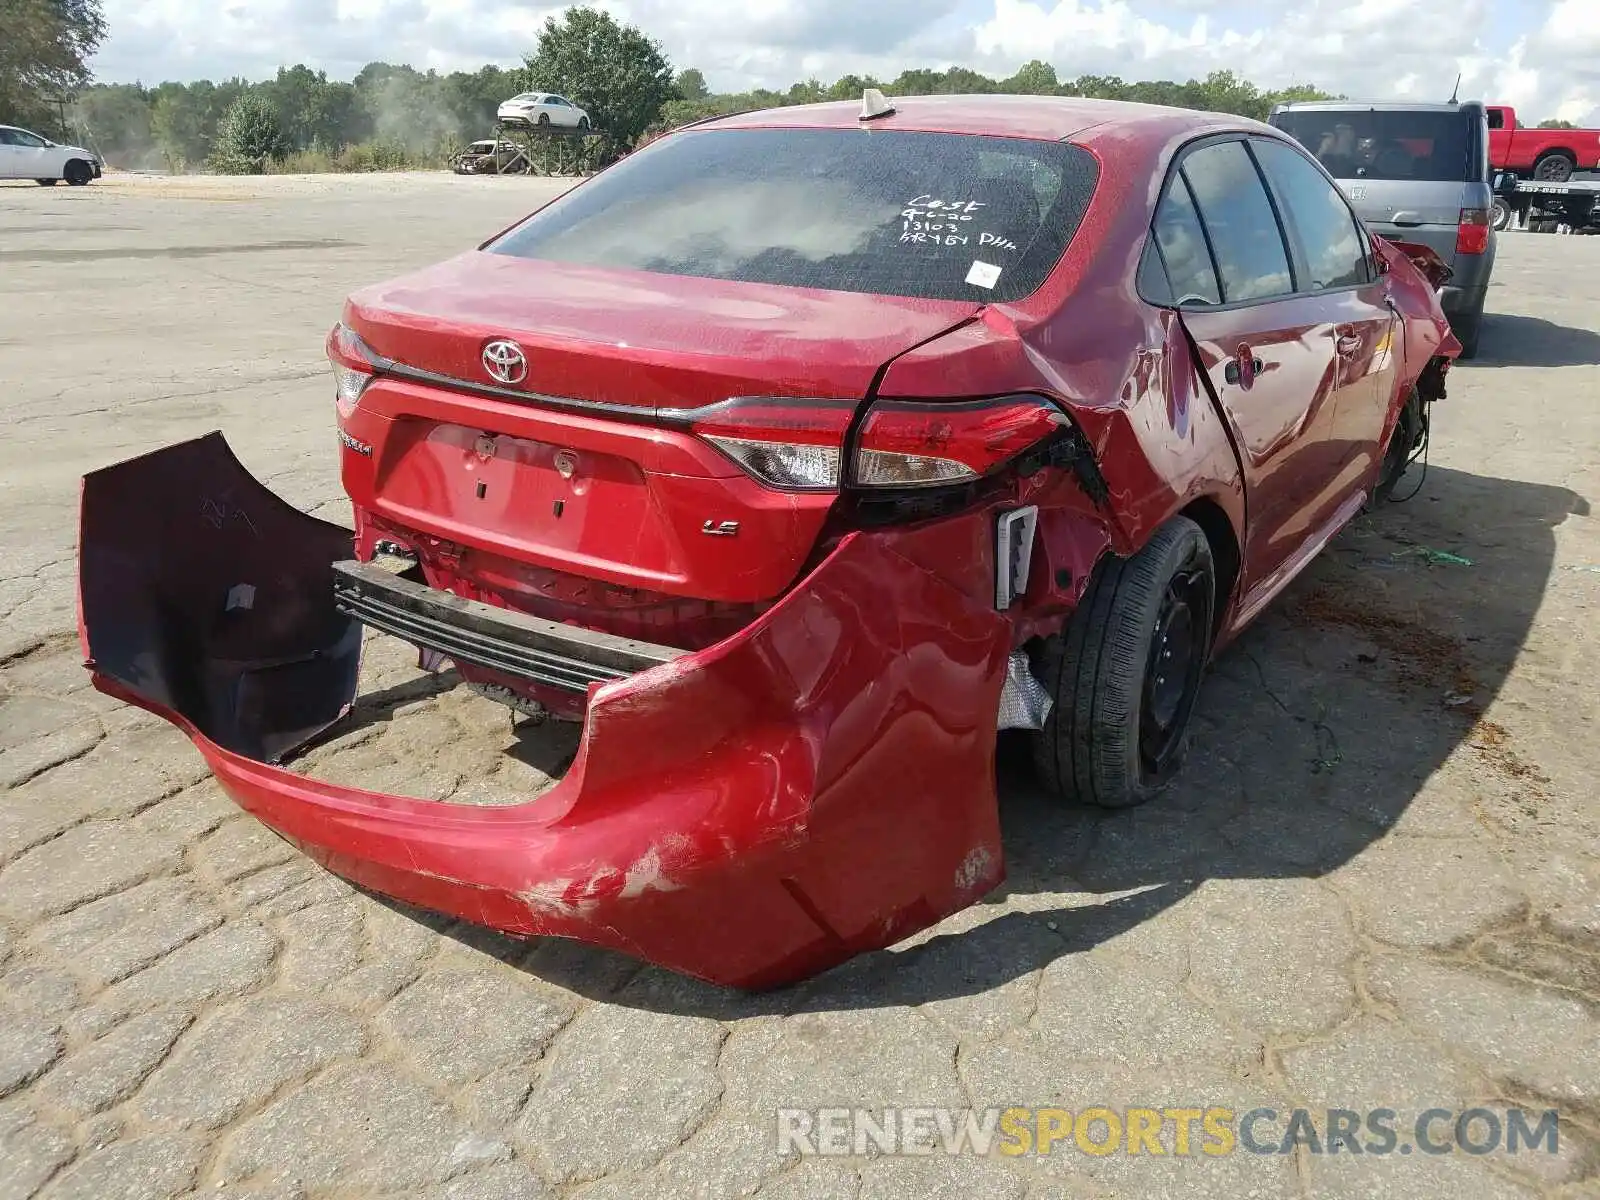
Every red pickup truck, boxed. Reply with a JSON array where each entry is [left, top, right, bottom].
[[1487, 105, 1600, 182]]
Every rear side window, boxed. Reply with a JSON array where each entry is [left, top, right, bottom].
[[488, 128, 1101, 303], [1179, 141, 1293, 303], [1151, 174, 1221, 306], [1252, 139, 1370, 289], [1269, 109, 1476, 183]]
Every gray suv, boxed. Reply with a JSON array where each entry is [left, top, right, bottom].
[[1268, 100, 1496, 357]]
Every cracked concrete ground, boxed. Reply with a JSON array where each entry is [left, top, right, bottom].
[[1, 172, 1598, 1199]]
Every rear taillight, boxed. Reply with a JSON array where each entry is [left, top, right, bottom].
[[852, 397, 1068, 489], [326, 322, 377, 417], [690, 394, 1068, 494], [1456, 208, 1491, 255], [689, 398, 856, 491]]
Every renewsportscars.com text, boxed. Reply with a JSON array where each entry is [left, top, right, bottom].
[[776, 1106, 1560, 1159]]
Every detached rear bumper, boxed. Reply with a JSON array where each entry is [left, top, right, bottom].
[[78, 433, 1013, 989]]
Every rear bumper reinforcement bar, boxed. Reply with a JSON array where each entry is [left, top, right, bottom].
[[330, 559, 683, 692]]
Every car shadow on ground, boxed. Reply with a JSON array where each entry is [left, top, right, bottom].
[[388, 463, 1587, 1016], [1464, 311, 1600, 367]]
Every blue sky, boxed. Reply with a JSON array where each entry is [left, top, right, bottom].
[[93, 0, 1599, 125]]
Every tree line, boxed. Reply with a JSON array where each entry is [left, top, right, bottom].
[[13, 2, 1580, 176]]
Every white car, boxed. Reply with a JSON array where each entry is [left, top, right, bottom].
[[496, 93, 592, 130], [0, 124, 103, 186]]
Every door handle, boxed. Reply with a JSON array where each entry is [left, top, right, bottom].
[[1224, 357, 1265, 385], [1391, 211, 1425, 226], [1337, 333, 1362, 354]]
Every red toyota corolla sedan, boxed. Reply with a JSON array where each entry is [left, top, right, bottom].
[[78, 95, 1459, 988]]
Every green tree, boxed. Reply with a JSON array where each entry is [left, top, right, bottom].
[[261, 65, 363, 152], [0, 0, 107, 135], [787, 77, 826, 105], [1537, 118, 1577, 129], [1005, 60, 1059, 95], [149, 79, 249, 170], [444, 64, 523, 137], [209, 93, 287, 173], [525, 7, 675, 153], [674, 68, 708, 101]]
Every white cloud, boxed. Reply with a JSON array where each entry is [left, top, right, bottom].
[[91, 0, 1598, 126]]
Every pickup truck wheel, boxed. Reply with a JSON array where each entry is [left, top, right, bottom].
[[1533, 152, 1576, 183], [1490, 198, 1512, 231], [35, 178, 59, 186], [64, 159, 93, 186], [1032, 516, 1215, 809]]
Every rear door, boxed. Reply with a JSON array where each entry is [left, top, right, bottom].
[[1269, 107, 1479, 275], [1149, 137, 1348, 592], [0, 130, 19, 179], [1250, 135, 1400, 494]]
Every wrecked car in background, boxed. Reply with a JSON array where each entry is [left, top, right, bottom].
[[452, 139, 529, 175], [78, 95, 1460, 989]]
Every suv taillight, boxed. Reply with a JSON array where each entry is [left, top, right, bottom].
[[690, 395, 1069, 494], [1456, 208, 1491, 255], [325, 322, 377, 417]]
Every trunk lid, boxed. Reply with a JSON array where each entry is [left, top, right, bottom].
[[345, 251, 980, 411], [339, 254, 980, 612]]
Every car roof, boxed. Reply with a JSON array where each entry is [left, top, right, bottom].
[[698, 94, 1262, 148]]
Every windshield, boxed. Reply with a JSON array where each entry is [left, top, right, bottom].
[[487, 127, 1100, 303], [1269, 109, 1477, 183]]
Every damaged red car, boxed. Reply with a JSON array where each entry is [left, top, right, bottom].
[[78, 95, 1460, 989]]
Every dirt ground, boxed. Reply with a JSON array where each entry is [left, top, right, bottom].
[[1, 172, 1598, 1199]]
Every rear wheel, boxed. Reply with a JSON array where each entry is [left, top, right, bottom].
[[1374, 389, 1424, 502], [64, 159, 93, 186], [1490, 197, 1512, 231], [35, 178, 59, 186], [1031, 516, 1215, 809], [537, 112, 551, 126], [1533, 152, 1576, 183]]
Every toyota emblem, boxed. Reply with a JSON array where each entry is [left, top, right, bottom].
[[482, 339, 527, 385]]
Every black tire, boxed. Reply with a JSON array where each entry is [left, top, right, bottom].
[[1374, 390, 1423, 503], [1532, 152, 1575, 183], [578, 116, 590, 130], [1031, 516, 1215, 808], [1490, 197, 1511, 231], [64, 159, 93, 186], [537, 112, 551, 126]]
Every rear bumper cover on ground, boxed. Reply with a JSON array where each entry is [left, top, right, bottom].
[[78, 433, 1015, 989]]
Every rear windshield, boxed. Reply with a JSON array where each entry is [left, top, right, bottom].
[[487, 128, 1101, 303], [1269, 109, 1477, 183]]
